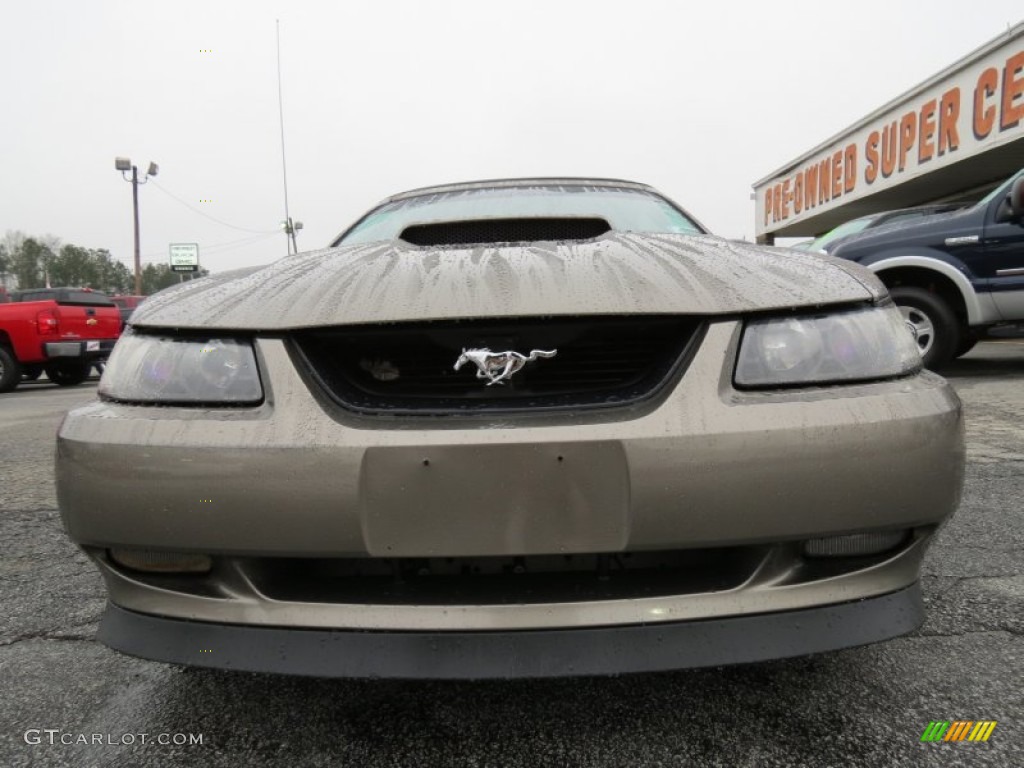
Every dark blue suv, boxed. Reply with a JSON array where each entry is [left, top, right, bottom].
[[831, 168, 1024, 368]]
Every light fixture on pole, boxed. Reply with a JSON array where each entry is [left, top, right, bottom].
[[281, 218, 303, 254], [115, 157, 158, 295]]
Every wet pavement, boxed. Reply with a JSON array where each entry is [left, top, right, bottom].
[[1, 342, 1021, 767]]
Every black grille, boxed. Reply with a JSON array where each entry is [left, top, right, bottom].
[[400, 217, 610, 246], [290, 315, 704, 416], [244, 548, 762, 605]]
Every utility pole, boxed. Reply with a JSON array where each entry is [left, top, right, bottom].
[[282, 216, 303, 254], [277, 20, 301, 256], [115, 157, 158, 294], [132, 165, 141, 292]]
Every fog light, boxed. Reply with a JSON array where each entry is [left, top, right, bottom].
[[803, 531, 909, 557], [109, 548, 212, 573]]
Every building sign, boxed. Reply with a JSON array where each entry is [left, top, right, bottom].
[[169, 243, 200, 273], [755, 30, 1024, 237]]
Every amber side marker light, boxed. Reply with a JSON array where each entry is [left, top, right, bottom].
[[109, 549, 212, 574]]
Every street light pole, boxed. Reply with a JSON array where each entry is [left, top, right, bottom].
[[115, 157, 158, 295], [276, 21, 302, 256], [131, 165, 141, 295], [281, 217, 303, 254]]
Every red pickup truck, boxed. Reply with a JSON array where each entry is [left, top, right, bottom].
[[0, 287, 122, 392]]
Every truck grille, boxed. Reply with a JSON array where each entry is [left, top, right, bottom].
[[289, 315, 704, 415]]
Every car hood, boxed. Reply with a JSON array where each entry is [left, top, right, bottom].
[[131, 233, 882, 331]]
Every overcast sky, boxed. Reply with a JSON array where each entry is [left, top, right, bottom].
[[2, 0, 1022, 274]]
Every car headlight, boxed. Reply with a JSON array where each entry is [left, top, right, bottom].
[[99, 330, 263, 404], [735, 304, 921, 387]]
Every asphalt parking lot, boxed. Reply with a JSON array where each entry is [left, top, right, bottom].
[[1, 342, 1022, 768]]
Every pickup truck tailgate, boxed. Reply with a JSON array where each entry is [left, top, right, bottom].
[[54, 304, 121, 339]]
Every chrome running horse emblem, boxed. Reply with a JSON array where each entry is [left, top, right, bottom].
[[454, 348, 557, 386]]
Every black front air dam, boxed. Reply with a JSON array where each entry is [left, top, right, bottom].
[[98, 585, 922, 679]]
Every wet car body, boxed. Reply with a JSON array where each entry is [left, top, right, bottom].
[[805, 202, 967, 254], [56, 179, 964, 678]]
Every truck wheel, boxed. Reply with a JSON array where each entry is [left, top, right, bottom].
[[0, 347, 22, 392], [890, 286, 961, 370], [45, 362, 91, 387]]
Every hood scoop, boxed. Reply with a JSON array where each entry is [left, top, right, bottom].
[[400, 217, 610, 247]]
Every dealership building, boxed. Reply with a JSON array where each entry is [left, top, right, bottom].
[[753, 22, 1024, 244]]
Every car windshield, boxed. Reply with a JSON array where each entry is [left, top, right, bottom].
[[60, 291, 114, 306], [337, 186, 706, 245], [806, 215, 877, 252], [14, 290, 114, 306]]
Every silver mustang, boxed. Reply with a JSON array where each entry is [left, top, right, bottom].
[[57, 178, 964, 678]]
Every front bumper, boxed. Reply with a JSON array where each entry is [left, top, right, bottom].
[[57, 321, 963, 640], [99, 585, 923, 679]]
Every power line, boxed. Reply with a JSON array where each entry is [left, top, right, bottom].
[[149, 180, 278, 235], [201, 232, 279, 255], [138, 232, 278, 262]]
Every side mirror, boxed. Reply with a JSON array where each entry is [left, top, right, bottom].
[[995, 177, 1024, 223], [1011, 177, 1024, 218]]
